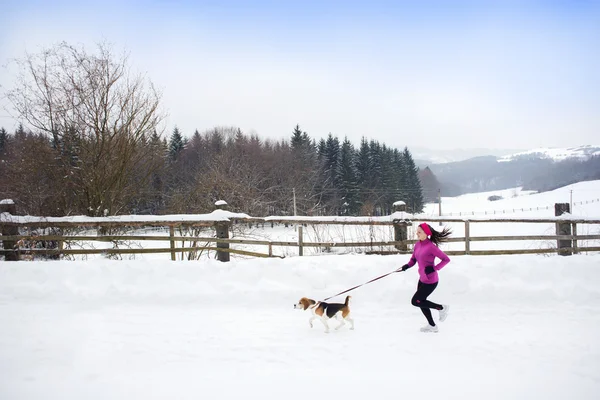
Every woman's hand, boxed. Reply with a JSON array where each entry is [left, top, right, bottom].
[[398, 264, 411, 272]]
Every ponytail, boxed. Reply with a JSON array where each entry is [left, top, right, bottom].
[[421, 223, 452, 246]]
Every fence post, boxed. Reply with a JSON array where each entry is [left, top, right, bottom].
[[0, 199, 19, 261], [169, 225, 176, 261], [572, 222, 578, 254], [464, 220, 470, 255], [298, 225, 303, 256], [214, 200, 230, 262], [555, 203, 572, 256], [393, 220, 409, 251], [392, 201, 408, 251]]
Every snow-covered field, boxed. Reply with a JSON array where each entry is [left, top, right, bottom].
[[1, 255, 599, 399], [422, 179, 600, 218], [1, 181, 600, 399]]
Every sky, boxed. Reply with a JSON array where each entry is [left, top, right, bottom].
[[1, 0, 599, 152]]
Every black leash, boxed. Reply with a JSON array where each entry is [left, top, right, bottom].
[[322, 269, 404, 302]]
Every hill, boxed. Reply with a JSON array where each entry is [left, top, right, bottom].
[[427, 145, 600, 195]]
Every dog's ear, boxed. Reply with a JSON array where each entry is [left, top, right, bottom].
[[299, 298, 309, 310], [301, 298, 317, 310]]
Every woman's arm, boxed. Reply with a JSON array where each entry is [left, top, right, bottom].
[[407, 242, 419, 267], [432, 245, 450, 270]]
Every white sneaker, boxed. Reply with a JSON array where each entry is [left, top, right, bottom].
[[420, 324, 439, 333], [439, 305, 450, 322]]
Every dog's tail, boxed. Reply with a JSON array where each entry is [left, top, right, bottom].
[[345, 295, 351, 306]]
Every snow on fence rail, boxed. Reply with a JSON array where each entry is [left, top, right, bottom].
[[2, 210, 600, 260]]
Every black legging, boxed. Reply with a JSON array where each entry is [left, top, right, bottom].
[[411, 281, 443, 326]]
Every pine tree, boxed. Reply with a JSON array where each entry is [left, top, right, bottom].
[[380, 145, 395, 214], [235, 128, 245, 144], [369, 140, 383, 190], [0, 127, 7, 154], [208, 128, 224, 155], [355, 137, 372, 213], [146, 130, 168, 213], [312, 137, 329, 215], [355, 137, 370, 186], [290, 124, 315, 165], [336, 137, 359, 215], [317, 138, 327, 161], [367, 140, 386, 214], [403, 147, 424, 212], [291, 124, 304, 152], [312, 133, 340, 213], [188, 129, 203, 157], [168, 127, 185, 161], [15, 123, 26, 140], [192, 129, 201, 143], [150, 130, 167, 155], [392, 148, 407, 201], [324, 133, 341, 187]]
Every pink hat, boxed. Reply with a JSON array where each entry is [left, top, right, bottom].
[[419, 223, 432, 236]]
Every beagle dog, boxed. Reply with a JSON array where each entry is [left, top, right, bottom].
[[294, 295, 354, 333]]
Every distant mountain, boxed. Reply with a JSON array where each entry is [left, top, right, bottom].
[[426, 145, 600, 196], [498, 145, 600, 163], [411, 146, 525, 165]]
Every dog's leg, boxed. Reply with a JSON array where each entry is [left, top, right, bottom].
[[335, 313, 346, 330], [346, 316, 355, 330], [308, 315, 317, 328], [320, 317, 330, 333]]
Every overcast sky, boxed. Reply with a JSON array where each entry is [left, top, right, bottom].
[[1, 0, 598, 151]]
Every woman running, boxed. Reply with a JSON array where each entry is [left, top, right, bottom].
[[399, 223, 452, 333]]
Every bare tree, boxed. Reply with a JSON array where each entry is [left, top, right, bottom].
[[5, 41, 165, 216]]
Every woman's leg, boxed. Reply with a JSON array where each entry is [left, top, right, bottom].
[[411, 281, 443, 326]]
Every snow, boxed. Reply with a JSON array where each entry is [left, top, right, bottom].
[[0, 255, 599, 399], [263, 211, 414, 222], [0, 209, 252, 224], [0, 199, 15, 205], [423, 180, 600, 218], [215, 200, 227, 206], [1, 181, 600, 399]]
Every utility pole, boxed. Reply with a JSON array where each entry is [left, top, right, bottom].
[[293, 188, 297, 216], [438, 188, 442, 225], [570, 190, 573, 214]]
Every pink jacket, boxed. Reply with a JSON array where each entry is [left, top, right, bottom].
[[407, 239, 450, 284]]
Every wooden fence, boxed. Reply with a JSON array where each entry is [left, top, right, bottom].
[[2, 214, 600, 261]]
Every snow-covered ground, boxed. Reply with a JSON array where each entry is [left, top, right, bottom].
[[1, 255, 599, 399], [422, 179, 600, 218], [1, 181, 600, 399]]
